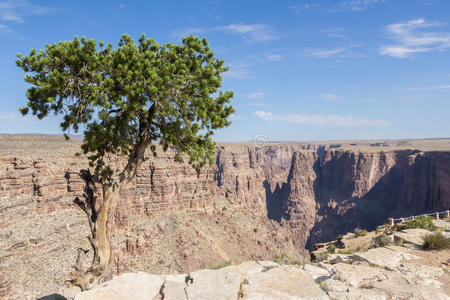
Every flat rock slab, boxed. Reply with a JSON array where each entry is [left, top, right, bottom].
[[161, 274, 188, 300], [74, 272, 164, 300], [242, 265, 329, 300], [394, 228, 430, 247], [186, 269, 241, 300], [221, 261, 263, 280], [352, 247, 418, 270], [302, 264, 330, 281]]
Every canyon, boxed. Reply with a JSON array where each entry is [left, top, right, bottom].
[[0, 135, 449, 299]]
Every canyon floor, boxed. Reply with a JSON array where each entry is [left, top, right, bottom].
[[0, 135, 450, 299]]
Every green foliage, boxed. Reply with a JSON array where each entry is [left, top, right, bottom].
[[262, 265, 276, 272], [337, 234, 344, 240], [372, 233, 392, 248], [354, 228, 368, 237], [403, 216, 436, 231], [315, 252, 329, 262], [16, 34, 234, 177], [326, 244, 336, 254], [316, 279, 329, 294], [273, 253, 301, 265], [423, 232, 450, 250], [211, 259, 232, 270]]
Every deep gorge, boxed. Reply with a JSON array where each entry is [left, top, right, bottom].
[[0, 136, 449, 297]]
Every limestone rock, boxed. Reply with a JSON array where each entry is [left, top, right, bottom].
[[242, 265, 329, 300], [351, 246, 418, 270], [74, 272, 164, 300], [186, 269, 241, 300], [394, 228, 430, 247], [220, 261, 263, 280]]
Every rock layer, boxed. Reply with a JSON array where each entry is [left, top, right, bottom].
[[1, 135, 450, 298]]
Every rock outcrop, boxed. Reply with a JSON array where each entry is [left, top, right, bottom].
[[1, 135, 450, 298]]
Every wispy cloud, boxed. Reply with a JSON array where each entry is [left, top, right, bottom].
[[229, 113, 244, 121], [218, 23, 277, 42], [240, 92, 266, 99], [171, 23, 277, 43], [223, 63, 252, 79], [0, 0, 55, 23], [320, 93, 341, 100], [380, 18, 450, 58], [253, 111, 390, 127], [243, 102, 271, 107], [118, 3, 128, 8], [406, 84, 450, 91], [302, 44, 363, 58], [292, 0, 387, 13]]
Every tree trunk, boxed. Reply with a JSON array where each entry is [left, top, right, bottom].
[[93, 184, 117, 268]]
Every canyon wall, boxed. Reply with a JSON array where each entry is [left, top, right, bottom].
[[0, 135, 449, 298]]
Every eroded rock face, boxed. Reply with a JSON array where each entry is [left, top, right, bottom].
[[1, 135, 450, 298]]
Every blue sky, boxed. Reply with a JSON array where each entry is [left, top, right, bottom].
[[0, 0, 449, 141]]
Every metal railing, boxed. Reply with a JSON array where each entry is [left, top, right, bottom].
[[388, 210, 449, 226]]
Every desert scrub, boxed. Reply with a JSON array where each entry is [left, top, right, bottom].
[[423, 232, 450, 250], [212, 259, 232, 270], [403, 216, 436, 231], [354, 228, 368, 237], [373, 233, 392, 247], [326, 244, 336, 254], [316, 279, 329, 294], [274, 253, 302, 265], [315, 252, 329, 262]]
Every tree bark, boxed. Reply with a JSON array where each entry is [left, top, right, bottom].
[[69, 103, 156, 290]]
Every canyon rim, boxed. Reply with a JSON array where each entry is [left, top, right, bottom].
[[0, 135, 449, 298]]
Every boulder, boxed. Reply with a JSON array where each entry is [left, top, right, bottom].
[[242, 265, 329, 300], [351, 247, 417, 270], [220, 261, 263, 280], [74, 272, 164, 300], [186, 269, 241, 300], [161, 274, 188, 300]]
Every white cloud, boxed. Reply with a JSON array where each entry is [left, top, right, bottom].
[[253, 111, 390, 127], [292, 0, 386, 13], [337, 0, 387, 11], [118, 3, 128, 8], [302, 44, 363, 58], [241, 92, 266, 99], [171, 23, 277, 43], [0, 0, 55, 23], [223, 64, 252, 79], [380, 18, 450, 58], [320, 93, 341, 100], [264, 54, 284, 61], [406, 84, 450, 91], [0, 23, 14, 33], [243, 102, 271, 107], [229, 113, 244, 121], [217, 23, 277, 42]]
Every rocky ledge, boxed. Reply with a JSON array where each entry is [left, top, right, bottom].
[[69, 219, 450, 300]]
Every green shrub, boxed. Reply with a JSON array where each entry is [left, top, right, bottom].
[[274, 253, 301, 265], [423, 232, 450, 250], [354, 228, 368, 237], [326, 244, 336, 254], [373, 233, 392, 247], [404, 216, 436, 231], [315, 252, 329, 262], [212, 259, 232, 270]]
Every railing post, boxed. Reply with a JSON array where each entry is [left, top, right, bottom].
[[445, 211, 450, 219], [388, 218, 394, 226], [434, 212, 440, 220]]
